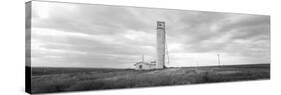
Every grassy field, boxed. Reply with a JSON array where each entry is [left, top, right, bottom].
[[29, 64, 270, 94]]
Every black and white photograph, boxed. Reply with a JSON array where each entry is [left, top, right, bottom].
[[25, 0, 270, 94]]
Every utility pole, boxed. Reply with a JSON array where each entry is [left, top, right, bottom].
[[195, 59, 199, 67], [165, 29, 169, 67], [142, 55, 144, 63], [217, 54, 220, 66]]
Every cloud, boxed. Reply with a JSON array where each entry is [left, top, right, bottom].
[[30, 1, 270, 68]]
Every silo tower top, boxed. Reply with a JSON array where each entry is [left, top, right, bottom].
[[157, 21, 165, 29]]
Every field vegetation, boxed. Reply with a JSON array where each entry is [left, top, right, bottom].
[[30, 64, 270, 94]]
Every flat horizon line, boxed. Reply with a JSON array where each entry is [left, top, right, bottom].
[[27, 63, 270, 69]]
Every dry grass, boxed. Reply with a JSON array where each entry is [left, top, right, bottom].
[[30, 64, 270, 94]]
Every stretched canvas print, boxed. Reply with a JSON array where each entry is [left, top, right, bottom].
[[25, 0, 270, 94]]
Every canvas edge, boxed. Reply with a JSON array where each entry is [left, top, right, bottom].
[[24, 0, 271, 94], [31, 0, 270, 16], [25, 1, 32, 94]]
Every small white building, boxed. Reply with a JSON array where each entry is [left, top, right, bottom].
[[134, 61, 156, 70]]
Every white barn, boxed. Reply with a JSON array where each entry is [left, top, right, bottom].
[[134, 61, 156, 70]]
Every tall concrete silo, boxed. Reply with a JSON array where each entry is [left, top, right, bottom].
[[156, 21, 166, 69]]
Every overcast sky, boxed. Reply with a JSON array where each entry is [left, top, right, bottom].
[[30, 1, 270, 68]]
